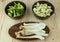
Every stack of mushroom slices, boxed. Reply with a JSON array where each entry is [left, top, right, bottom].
[[15, 23, 49, 40]]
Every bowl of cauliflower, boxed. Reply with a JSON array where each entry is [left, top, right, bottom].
[[32, 1, 55, 19]]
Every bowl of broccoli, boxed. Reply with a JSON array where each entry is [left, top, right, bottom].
[[32, 1, 55, 20], [5, 1, 26, 19]]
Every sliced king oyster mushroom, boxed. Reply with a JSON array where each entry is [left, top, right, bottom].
[[15, 23, 48, 40]]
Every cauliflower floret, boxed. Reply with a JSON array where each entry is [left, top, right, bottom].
[[33, 2, 53, 17]]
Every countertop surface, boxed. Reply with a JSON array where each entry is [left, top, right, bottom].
[[0, 0, 60, 42]]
